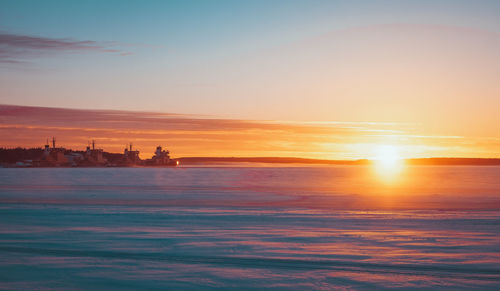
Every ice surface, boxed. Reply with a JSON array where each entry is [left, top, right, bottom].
[[0, 166, 499, 290]]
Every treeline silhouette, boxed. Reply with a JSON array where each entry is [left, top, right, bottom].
[[178, 157, 500, 165], [0, 148, 44, 164], [0, 147, 123, 164]]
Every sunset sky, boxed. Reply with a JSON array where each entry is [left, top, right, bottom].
[[1, 0, 500, 159]]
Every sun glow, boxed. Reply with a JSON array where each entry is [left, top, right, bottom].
[[373, 145, 404, 183]]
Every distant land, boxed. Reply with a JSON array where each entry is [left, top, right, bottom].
[[177, 157, 500, 166], [1, 148, 500, 167]]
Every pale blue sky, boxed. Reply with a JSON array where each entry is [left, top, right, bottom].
[[1, 0, 500, 134]]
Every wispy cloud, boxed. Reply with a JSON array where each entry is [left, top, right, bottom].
[[0, 32, 124, 64]]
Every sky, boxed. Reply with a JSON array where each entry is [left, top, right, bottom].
[[1, 0, 500, 158]]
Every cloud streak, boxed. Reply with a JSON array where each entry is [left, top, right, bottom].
[[0, 105, 496, 159], [0, 32, 124, 64]]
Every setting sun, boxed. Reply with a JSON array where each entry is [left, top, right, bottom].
[[373, 145, 404, 182]]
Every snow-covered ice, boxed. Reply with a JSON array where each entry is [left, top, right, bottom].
[[0, 166, 499, 290]]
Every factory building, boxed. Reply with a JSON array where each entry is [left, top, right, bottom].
[[23, 139, 177, 167], [152, 146, 171, 165], [36, 137, 68, 166], [83, 140, 106, 165], [123, 143, 141, 165]]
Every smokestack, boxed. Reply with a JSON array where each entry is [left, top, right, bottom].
[[52, 137, 56, 149], [92, 140, 95, 150], [130, 143, 132, 151]]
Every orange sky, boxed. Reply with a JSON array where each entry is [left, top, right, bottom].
[[1, 105, 499, 159]]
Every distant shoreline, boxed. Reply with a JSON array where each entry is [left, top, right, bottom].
[[176, 157, 500, 166], [2, 146, 500, 167]]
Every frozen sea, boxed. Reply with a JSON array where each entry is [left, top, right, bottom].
[[0, 166, 499, 290]]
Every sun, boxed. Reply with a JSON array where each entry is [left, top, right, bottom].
[[373, 145, 404, 182], [375, 145, 400, 168]]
